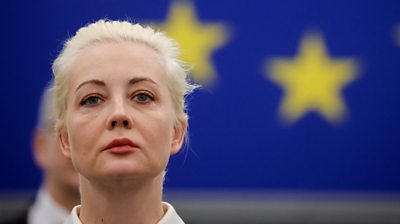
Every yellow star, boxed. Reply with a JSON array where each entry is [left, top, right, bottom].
[[157, 1, 229, 84], [265, 32, 359, 124]]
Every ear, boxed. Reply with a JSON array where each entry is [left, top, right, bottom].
[[58, 126, 72, 159], [170, 120, 187, 155], [32, 129, 48, 169]]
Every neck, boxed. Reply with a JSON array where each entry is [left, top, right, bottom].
[[79, 173, 165, 224], [44, 178, 80, 212]]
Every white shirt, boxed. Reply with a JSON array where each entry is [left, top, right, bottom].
[[64, 202, 184, 224], [28, 188, 70, 224]]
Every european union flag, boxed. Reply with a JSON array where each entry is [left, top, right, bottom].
[[0, 1, 399, 221]]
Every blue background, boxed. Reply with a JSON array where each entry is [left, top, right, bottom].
[[1, 0, 399, 192]]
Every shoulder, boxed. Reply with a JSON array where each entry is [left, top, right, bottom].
[[0, 210, 28, 224]]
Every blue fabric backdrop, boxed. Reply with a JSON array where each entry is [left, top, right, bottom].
[[0, 0, 399, 192]]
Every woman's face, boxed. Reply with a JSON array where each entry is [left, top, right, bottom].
[[59, 41, 185, 183]]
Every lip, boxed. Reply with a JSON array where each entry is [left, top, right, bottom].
[[103, 138, 139, 154]]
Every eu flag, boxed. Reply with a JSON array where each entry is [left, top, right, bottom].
[[0, 1, 399, 222]]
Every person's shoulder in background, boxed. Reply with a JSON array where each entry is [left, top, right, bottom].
[[0, 209, 28, 224]]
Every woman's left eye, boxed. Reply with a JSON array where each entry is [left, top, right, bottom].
[[133, 92, 154, 103]]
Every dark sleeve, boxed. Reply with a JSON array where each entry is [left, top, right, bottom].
[[0, 210, 28, 224]]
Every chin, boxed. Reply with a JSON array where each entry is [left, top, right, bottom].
[[102, 163, 149, 178]]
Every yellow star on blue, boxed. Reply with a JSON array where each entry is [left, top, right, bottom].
[[264, 32, 359, 125], [156, 1, 229, 85]]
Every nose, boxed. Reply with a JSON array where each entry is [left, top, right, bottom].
[[107, 99, 133, 130]]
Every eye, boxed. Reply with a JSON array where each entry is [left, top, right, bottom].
[[133, 92, 154, 104], [80, 95, 104, 106]]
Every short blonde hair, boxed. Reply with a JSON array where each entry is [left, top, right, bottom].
[[52, 19, 198, 133]]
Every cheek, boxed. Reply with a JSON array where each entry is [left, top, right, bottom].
[[67, 106, 103, 146], [66, 114, 101, 168], [147, 112, 176, 152], [69, 124, 97, 155]]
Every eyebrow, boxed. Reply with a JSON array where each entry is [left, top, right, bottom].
[[75, 79, 105, 92], [129, 77, 158, 86], [75, 77, 158, 92]]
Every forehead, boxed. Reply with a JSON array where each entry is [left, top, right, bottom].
[[67, 41, 167, 87]]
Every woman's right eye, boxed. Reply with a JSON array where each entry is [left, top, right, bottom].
[[80, 95, 104, 106]]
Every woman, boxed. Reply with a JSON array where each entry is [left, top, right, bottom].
[[52, 20, 198, 224]]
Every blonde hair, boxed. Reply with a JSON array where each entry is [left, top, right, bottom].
[[52, 19, 198, 135]]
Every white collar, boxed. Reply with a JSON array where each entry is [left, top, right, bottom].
[[28, 187, 70, 224], [158, 202, 185, 224], [64, 202, 184, 224]]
